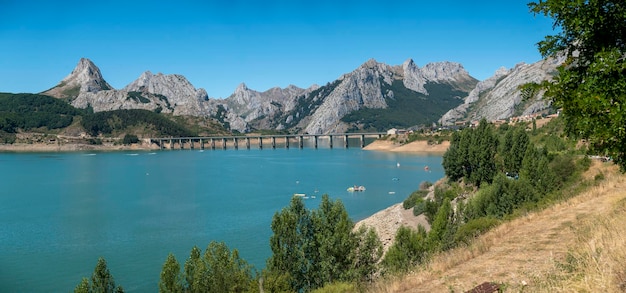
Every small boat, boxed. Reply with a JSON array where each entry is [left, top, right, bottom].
[[388, 191, 395, 195], [293, 193, 306, 197], [347, 185, 366, 192]]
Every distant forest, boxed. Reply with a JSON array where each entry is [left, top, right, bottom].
[[0, 93, 208, 143]]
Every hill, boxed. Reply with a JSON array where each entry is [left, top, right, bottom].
[[373, 160, 625, 292], [0, 92, 228, 147]]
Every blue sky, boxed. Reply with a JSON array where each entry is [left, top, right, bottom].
[[0, 1, 554, 98]]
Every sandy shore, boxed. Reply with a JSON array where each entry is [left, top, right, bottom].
[[0, 142, 158, 152], [364, 140, 449, 154]]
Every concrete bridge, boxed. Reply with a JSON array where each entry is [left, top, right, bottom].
[[149, 133, 386, 150]]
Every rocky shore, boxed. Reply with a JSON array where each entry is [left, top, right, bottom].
[[358, 139, 448, 252]]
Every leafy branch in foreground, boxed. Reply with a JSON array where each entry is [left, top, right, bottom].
[[529, 0, 626, 170]]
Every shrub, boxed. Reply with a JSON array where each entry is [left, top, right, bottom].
[[402, 190, 428, 210], [413, 198, 427, 216], [454, 217, 500, 245], [419, 181, 433, 190], [122, 134, 139, 145]]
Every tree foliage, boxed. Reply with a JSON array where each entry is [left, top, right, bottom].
[[529, 0, 626, 170], [74, 257, 124, 293], [267, 194, 382, 292], [0, 93, 80, 132], [81, 109, 195, 137], [381, 226, 428, 273], [160, 242, 254, 293], [442, 119, 498, 186], [159, 253, 183, 293]]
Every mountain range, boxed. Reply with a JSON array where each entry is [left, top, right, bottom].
[[42, 57, 561, 134]]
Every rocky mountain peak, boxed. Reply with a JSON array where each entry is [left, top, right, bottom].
[[42, 58, 112, 99], [421, 62, 475, 91], [235, 83, 249, 93]]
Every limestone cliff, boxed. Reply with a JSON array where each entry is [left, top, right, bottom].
[[301, 59, 477, 134], [42, 58, 112, 99], [439, 57, 563, 125]]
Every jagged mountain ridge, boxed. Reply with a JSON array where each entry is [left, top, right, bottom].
[[438, 56, 564, 125], [223, 58, 478, 134], [40, 57, 556, 134]]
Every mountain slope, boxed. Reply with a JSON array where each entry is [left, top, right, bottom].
[[282, 59, 477, 134], [439, 56, 563, 125], [42, 58, 112, 100]]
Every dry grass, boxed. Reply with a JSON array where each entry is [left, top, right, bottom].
[[369, 161, 626, 292]]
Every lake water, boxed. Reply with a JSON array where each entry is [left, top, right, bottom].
[[0, 146, 443, 292]]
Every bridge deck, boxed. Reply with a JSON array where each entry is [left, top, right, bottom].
[[149, 133, 386, 150]]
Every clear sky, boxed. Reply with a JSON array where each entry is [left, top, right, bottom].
[[0, 0, 554, 99]]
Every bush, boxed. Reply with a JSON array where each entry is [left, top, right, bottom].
[[122, 134, 139, 145], [413, 198, 427, 216], [402, 190, 428, 209], [87, 138, 102, 145], [454, 217, 500, 245], [419, 181, 433, 190]]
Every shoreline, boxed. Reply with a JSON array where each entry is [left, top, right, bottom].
[[363, 139, 449, 154], [0, 142, 158, 153]]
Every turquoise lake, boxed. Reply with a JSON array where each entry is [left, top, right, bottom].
[[0, 147, 443, 292]]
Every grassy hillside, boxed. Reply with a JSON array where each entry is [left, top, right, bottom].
[[0, 93, 228, 144], [372, 161, 625, 292]]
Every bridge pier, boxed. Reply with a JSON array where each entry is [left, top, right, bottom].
[[151, 132, 384, 151]]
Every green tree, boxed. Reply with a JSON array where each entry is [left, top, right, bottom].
[[199, 241, 255, 293], [267, 196, 315, 292], [352, 226, 383, 283], [382, 225, 429, 273], [74, 278, 90, 293], [311, 195, 356, 285], [74, 257, 124, 293], [468, 120, 498, 187], [159, 253, 183, 293], [179, 242, 254, 293], [426, 200, 454, 251], [529, 0, 626, 170], [122, 134, 139, 145], [184, 246, 201, 292]]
